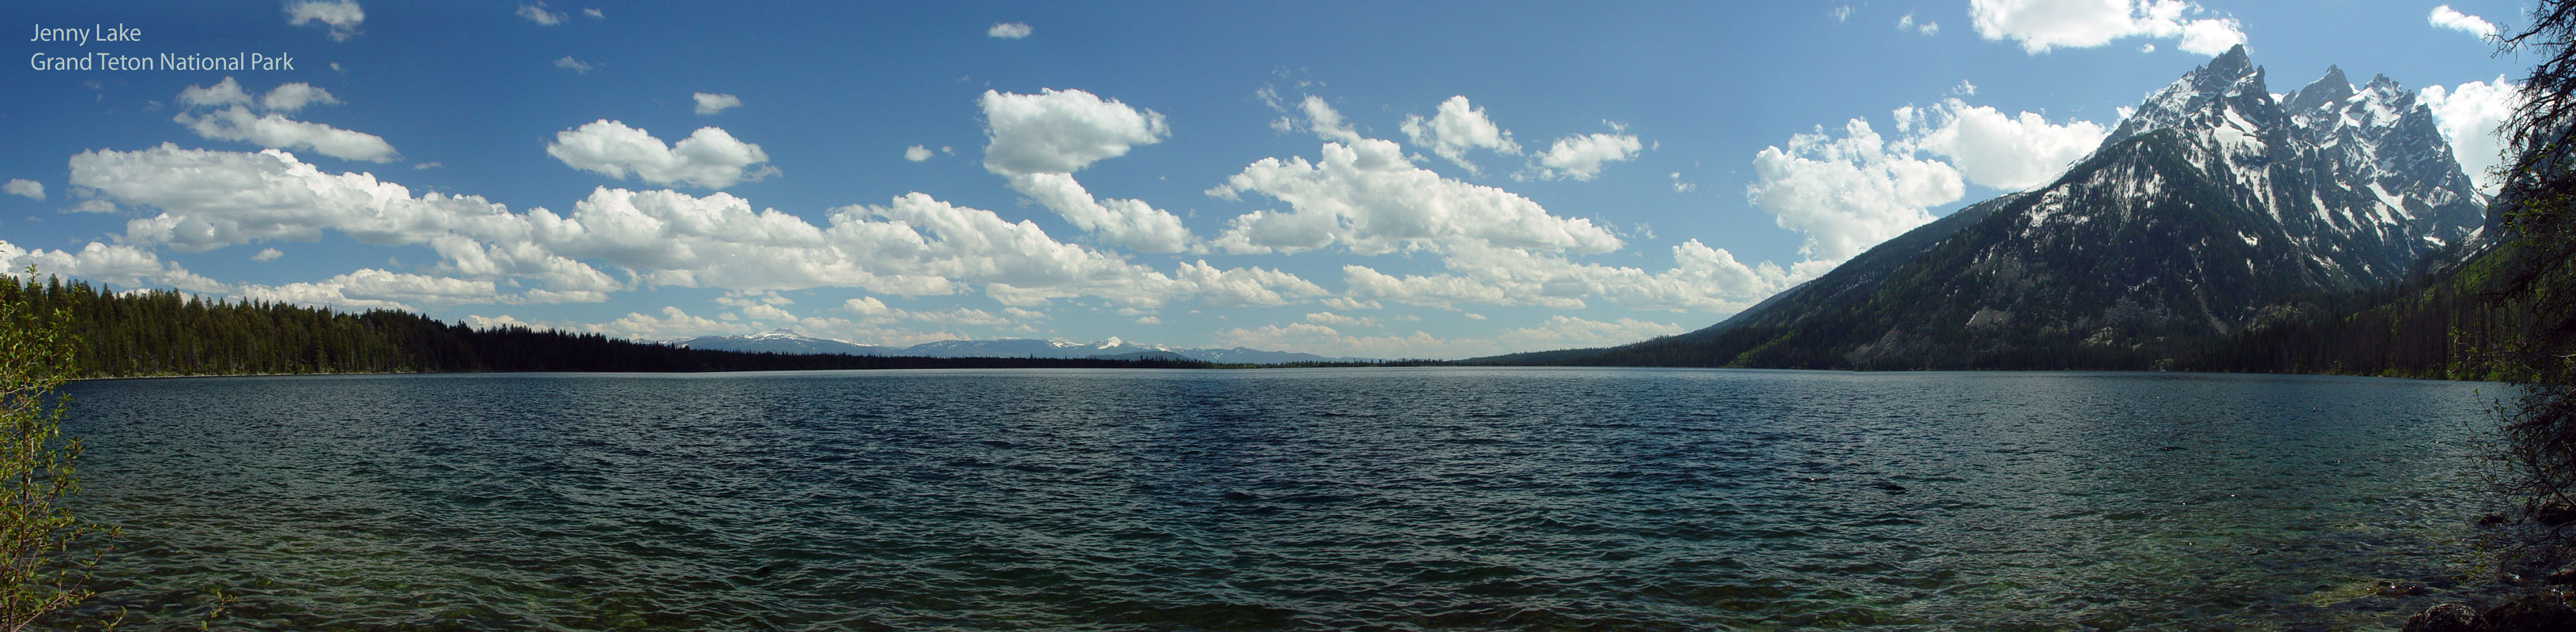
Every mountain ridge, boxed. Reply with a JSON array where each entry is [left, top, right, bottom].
[[1482, 45, 2487, 369]]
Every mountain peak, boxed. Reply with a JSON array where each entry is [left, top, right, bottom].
[[2106, 45, 2276, 149], [2205, 43, 2254, 79], [2285, 66, 2355, 115], [1573, 49, 2486, 371]]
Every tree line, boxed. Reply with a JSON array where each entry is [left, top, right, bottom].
[[0, 274, 1218, 378]]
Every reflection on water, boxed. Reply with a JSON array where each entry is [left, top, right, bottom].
[[56, 368, 2504, 630]]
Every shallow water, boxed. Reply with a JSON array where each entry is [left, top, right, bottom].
[[53, 368, 2508, 630]]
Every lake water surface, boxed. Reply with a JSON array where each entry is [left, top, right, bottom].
[[55, 368, 2509, 630]]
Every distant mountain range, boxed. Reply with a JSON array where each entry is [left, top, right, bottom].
[[1486, 45, 2489, 369], [663, 329, 1362, 364]]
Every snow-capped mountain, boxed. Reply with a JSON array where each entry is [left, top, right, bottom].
[[1531, 45, 2489, 369], [2103, 48, 2485, 285], [900, 337, 1177, 359], [666, 329, 1356, 364]]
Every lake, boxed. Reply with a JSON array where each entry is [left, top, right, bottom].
[[54, 368, 2508, 630]]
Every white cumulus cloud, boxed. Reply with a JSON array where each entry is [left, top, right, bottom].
[[462, 314, 543, 331], [1286, 96, 1364, 145], [259, 83, 341, 112], [1401, 96, 1522, 175], [3, 179, 41, 201], [904, 145, 933, 162], [1748, 118, 1963, 270], [172, 77, 390, 162], [174, 107, 397, 163], [238, 268, 504, 312], [1527, 131, 1643, 181], [1214, 314, 1688, 360], [1208, 137, 1622, 256], [555, 56, 594, 73], [980, 88, 1168, 175], [1, 241, 226, 293], [1904, 98, 2108, 190], [518, 3, 568, 25], [2422, 77, 2525, 194], [1001, 171, 1194, 252], [177, 77, 255, 109], [1968, 0, 2246, 55], [834, 296, 1018, 329], [181, 77, 341, 113], [587, 307, 747, 341], [692, 92, 742, 115], [1174, 260, 1329, 308], [546, 119, 779, 189], [988, 22, 1032, 39], [1305, 311, 1382, 328], [65, 141, 1337, 322], [1341, 240, 1790, 314], [979, 88, 1193, 252], [285, 1, 364, 41], [2429, 6, 2499, 39], [68, 143, 620, 295], [1742, 93, 2103, 279], [1341, 265, 1537, 310]]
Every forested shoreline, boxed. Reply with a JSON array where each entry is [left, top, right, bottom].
[[11, 264, 2551, 382], [1465, 243, 2559, 382], [2, 275, 1220, 378]]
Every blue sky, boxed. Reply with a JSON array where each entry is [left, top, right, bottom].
[[0, 1, 2536, 358]]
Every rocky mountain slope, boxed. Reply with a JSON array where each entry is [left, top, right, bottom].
[[1511, 45, 2487, 369]]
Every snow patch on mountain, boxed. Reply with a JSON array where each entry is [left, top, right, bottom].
[[2085, 45, 2484, 288]]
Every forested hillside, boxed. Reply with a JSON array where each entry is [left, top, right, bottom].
[[1, 274, 1213, 378], [2177, 239, 2552, 380]]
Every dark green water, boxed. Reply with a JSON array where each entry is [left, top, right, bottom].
[[54, 368, 2506, 630]]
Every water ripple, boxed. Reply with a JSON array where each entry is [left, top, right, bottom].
[[51, 368, 2506, 630]]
